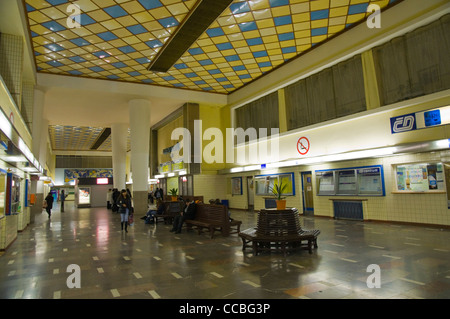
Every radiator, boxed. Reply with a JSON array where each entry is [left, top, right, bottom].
[[333, 201, 363, 220]]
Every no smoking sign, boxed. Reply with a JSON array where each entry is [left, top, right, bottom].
[[297, 137, 310, 155]]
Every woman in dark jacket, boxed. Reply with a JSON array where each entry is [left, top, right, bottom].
[[117, 189, 132, 232], [45, 192, 54, 218]]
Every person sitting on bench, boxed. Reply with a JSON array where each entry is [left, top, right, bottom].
[[170, 199, 196, 234]]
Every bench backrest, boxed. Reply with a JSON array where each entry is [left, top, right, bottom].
[[256, 208, 301, 236], [163, 201, 183, 216], [195, 204, 229, 224]]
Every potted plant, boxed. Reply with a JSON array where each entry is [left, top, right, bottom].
[[270, 182, 287, 210], [169, 188, 178, 201]]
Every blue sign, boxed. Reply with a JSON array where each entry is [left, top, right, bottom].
[[390, 113, 416, 134], [424, 110, 441, 127]]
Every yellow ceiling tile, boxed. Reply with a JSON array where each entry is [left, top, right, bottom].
[[293, 22, 310, 31], [222, 24, 241, 35], [241, 30, 261, 39], [256, 18, 275, 29], [211, 35, 229, 44], [166, 3, 189, 15], [203, 45, 218, 54], [115, 15, 139, 27], [291, 2, 310, 14], [330, 6, 349, 17], [217, 15, 236, 27], [26, 0, 51, 10], [271, 6, 291, 18], [121, 1, 146, 14], [100, 19, 123, 30], [234, 12, 255, 24], [196, 38, 214, 47], [265, 43, 281, 51], [92, 0, 116, 7], [280, 39, 296, 48], [28, 10, 52, 23], [72, 0, 100, 12], [85, 23, 108, 35], [248, 0, 270, 11], [350, 0, 370, 4], [311, 0, 331, 11], [149, 7, 172, 19], [111, 28, 133, 38], [40, 7, 67, 20], [347, 13, 365, 24], [259, 27, 277, 37], [311, 19, 328, 29], [86, 9, 112, 22], [295, 30, 311, 39], [276, 24, 294, 34], [292, 12, 310, 23], [56, 30, 80, 40], [122, 35, 141, 45], [227, 32, 244, 42], [311, 34, 328, 43], [329, 25, 346, 34], [330, 0, 350, 7], [329, 16, 347, 26]]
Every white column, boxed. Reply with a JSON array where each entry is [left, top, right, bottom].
[[111, 123, 128, 191], [129, 99, 151, 214]]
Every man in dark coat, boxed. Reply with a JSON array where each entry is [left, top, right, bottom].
[[170, 200, 196, 234]]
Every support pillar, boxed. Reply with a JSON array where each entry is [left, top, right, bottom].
[[30, 88, 45, 223], [111, 123, 128, 191], [129, 99, 151, 215]]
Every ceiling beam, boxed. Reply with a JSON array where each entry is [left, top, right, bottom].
[[90, 127, 111, 150], [147, 0, 234, 73]]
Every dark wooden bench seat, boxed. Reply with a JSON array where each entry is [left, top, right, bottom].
[[238, 208, 320, 255], [185, 204, 242, 238], [154, 201, 183, 224]]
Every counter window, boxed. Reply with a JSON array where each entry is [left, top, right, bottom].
[[395, 163, 445, 192]]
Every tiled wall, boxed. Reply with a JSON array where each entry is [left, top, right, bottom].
[[21, 82, 35, 132], [223, 150, 450, 227], [0, 33, 24, 108], [193, 174, 227, 203]]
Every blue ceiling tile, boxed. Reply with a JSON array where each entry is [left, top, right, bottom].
[[232, 65, 246, 71], [274, 15, 292, 26], [78, 13, 96, 26], [230, 2, 250, 14], [278, 32, 294, 41], [158, 17, 179, 28], [282, 46, 296, 54], [44, 43, 65, 52], [112, 62, 127, 68], [97, 31, 118, 41], [188, 47, 204, 55], [174, 63, 188, 69], [199, 59, 213, 66], [269, 0, 289, 8], [47, 60, 64, 67], [107, 75, 120, 80], [163, 75, 175, 81], [311, 27, 328, 36], [246, 37, 263, 46], [239, 21, 257, 32], [42, 21, 66, 32], [225, 55, 240, 62], [68, 56, 86, 63], [216, 42, 233, 50], [184, 72, 198, 78], [135, 57, 150, 64], [128, 71, 141, 77], [145, 39, 163, 48], [89, 66, 105, 72], [208, 69, 221, 75], [104, 5, 128, 18], [252, 51, 268, 58], [206, 27, 225, 37], [311, 9, 329, 20], [68, 70, 83, 75], [118, 46, 136, 54], [349, 3, 369, 15], [46, 0, 68, 5], [138, 0, 163, 10], [92, 51, 111, 58], [69, 37, 90, 46], [126, 25, 148, 35]]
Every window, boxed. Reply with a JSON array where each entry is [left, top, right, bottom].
[[316, 165, 385, 196], [255, 173, 295, 196]]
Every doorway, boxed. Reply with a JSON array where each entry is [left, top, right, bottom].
[[301, 171, 314, 215], [247, 176, 254, 211]]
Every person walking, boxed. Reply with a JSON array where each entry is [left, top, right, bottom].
[[60, 190, 66, 213], [45, 192, 54, 218], [117, 189, 132, 232]]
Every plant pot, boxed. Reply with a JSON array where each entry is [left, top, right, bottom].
[[171, 196, 177, 201], [276, 199, 286, 210]]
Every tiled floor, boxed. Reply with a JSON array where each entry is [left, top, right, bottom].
[[0, 203, 449, 299]]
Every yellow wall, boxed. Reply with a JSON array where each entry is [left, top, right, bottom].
[[157, 115, 184, 165]]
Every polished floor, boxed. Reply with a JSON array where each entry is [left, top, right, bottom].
[[0, 203, 449, 299]]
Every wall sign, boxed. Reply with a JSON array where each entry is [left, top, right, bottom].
[[390, 105, 450, 134], [297, 137, 310, 155]]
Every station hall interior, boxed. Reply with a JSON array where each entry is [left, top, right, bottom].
[[0, 0, 449, 300]]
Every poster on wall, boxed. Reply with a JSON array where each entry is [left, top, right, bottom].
[[231, 177, 242, 195], [78, 187, 91, 205], [65, 169, 113, 183], [396, 163, 445, 192]]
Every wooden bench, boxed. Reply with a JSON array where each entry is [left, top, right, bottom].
[[239, 208, 320, 255], [154, 201, 184, 224], [185, 204, 242, 238]]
